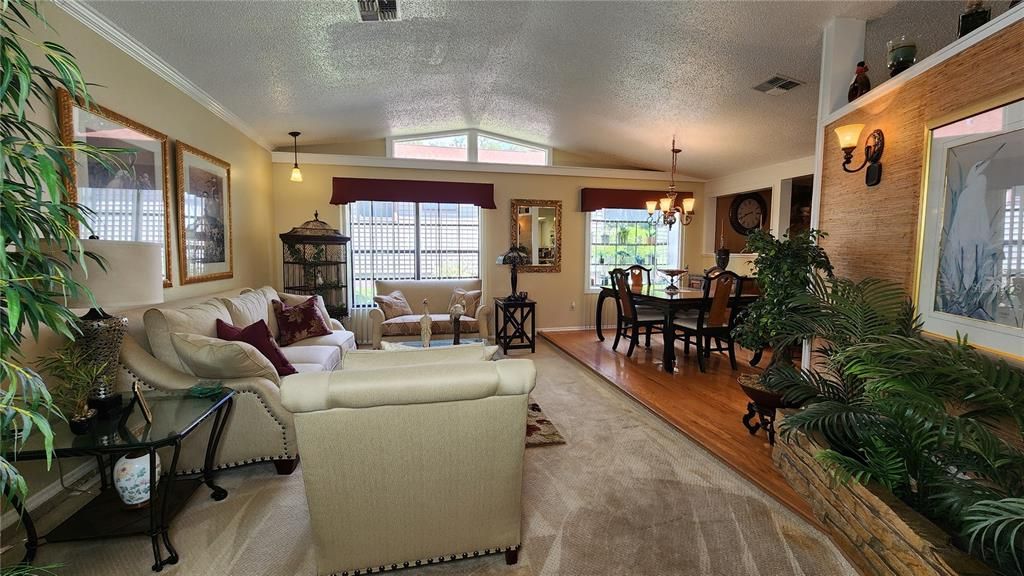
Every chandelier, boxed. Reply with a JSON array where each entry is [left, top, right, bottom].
[[646, 137, 694, 230]]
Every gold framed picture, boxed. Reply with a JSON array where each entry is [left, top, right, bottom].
[[914, 88, 1024, 361], [57, 89, 173, 287], [175, 142, 233, 284]]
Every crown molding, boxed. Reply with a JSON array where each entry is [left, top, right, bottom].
[[272, 151, 705, 182], [54, 0, 272, 151]]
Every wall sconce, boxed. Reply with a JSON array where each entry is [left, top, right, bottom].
[[834, 124, 884, 186]]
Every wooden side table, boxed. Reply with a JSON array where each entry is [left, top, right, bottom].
[[494, 297, 536, 353]]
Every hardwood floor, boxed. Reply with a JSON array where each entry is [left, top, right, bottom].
[[540, 329, 817, 526]]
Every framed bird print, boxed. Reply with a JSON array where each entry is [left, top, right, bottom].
[[57, 89, 173, 287], [175, 142, 233, 284], [915, 90, 1024, 360]]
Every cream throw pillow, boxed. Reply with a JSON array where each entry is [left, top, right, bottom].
[[170, 332, 281, 386], [343, 342, 499, 370], [448, 288, 482, 318], [279, 292, 332, 324], [373, 290, 414, 319]]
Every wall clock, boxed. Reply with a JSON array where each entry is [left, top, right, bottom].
[[728, 193, 767, 236]]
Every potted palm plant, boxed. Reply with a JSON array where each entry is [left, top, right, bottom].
[[2, 1, 120, 566], [733, 228, 833, 441], [765, 275, 1023, 574], [38, 345, 112, 434]]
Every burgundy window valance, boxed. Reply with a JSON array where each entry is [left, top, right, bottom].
[[331, 177, 496, 209], [580, 187, 693, 212]]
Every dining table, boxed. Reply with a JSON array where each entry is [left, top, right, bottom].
[[595, 283, 759, 373]]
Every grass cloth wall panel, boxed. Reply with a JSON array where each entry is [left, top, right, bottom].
[[819, 20, 1024, 289]]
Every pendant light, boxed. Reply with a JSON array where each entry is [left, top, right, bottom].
[[289, 131, 303, 183], [645, 137, 694, 230]]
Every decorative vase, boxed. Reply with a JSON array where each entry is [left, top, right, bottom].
[[886, 35, 917, 77], [847, 61, 871, 102], [114, 450, 161, 507], [715, 247, 731, 270], [419, 300, 432, 347], [68, 408, 97, 435], [958, 0, 991, 38]]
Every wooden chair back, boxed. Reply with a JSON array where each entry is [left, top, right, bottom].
[[610, 268, 637, 322], [702, 270, 742, 328], [625, 265, 652, 291]]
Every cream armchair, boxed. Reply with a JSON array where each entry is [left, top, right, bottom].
[[369, 279, 490, 348], [281, 359, 536, 576]]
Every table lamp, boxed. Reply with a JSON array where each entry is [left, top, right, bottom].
[[54, 240, 164, 413]]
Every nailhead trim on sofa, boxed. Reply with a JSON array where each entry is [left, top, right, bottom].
[[122, 364, 293, 474], [335, 545, 520, 576]]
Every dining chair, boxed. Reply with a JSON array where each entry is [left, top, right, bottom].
[[609, 268, 664, 357], [624, 264, 653, 291], [672, 270, 744, 372]]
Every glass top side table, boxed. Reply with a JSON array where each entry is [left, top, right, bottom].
[[3, 388, 235, 572]]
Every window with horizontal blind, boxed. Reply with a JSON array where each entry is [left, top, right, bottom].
[[348, 201, 480, 307]]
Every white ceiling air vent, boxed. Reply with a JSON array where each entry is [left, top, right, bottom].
[[358, 0, 398, 21], [753, 75, 804, 96]]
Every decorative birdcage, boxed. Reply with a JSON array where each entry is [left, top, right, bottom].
[[279, 212, 349, 319]]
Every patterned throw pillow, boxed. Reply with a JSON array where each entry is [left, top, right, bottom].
[[272, 297, 332, 346], [216, 319, 296, 376], [372, 290, 414, 319], [448, 288, 482, 318]]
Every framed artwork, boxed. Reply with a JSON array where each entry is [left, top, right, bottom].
[[916, 90, 1024, 360], [57, 89, 173, 287], [175, 142, 233, 284]]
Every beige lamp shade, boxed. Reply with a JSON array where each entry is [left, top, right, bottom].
[[59, 240, 164, 309], [681, 197, 696, 213], [834, 124, 865, 149]]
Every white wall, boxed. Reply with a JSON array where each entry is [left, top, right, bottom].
[[698, 155, 816, 273]]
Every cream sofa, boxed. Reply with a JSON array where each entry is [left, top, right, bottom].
[[370, 279, 490, 349], [280, 358, 536, 576], [120, 286, 356, 474]]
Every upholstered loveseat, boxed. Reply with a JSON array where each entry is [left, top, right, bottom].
[[369, 279, 490, 349], [281, 353, 536, 576], [119, 286, 356, 474]]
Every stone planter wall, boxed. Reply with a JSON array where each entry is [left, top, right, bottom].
[[772, 415, 992, 576]]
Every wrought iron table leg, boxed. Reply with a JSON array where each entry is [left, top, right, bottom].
[[742, 402, 762, 435], [202, 398, 233, 501], [149, 448, 162, 571], [10, 492, 38, 565], [157, 440, 182, 569]]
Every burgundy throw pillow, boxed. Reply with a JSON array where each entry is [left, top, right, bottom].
[[216, 319, 297, 377], [272, 297, 332, 347]]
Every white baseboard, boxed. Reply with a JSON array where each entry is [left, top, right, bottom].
[[539, 325, 612, 333], [1, 459, 98, 530]]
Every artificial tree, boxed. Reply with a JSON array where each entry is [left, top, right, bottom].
[[1, 0, 117, 560], [732, 228, 833, 367]]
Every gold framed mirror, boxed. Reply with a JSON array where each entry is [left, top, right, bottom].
[[510, 199, 561, 273]]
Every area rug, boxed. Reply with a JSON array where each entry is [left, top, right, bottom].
[[526, 397, 566, 447]]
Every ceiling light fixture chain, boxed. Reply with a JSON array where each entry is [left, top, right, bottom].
[[646, 136, 694, 230]]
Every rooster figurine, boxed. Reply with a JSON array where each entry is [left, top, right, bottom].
[[848, 61, 871, 102]]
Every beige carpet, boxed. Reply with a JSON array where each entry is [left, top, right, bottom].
[[6, 341, 854, 575]]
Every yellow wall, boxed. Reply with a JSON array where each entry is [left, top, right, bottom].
[[35, 8, 275, 301], [6, 8, 274, 524], [271, 162, 703, 330]]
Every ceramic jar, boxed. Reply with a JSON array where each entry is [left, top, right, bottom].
[[114, 451, 161, 507]]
